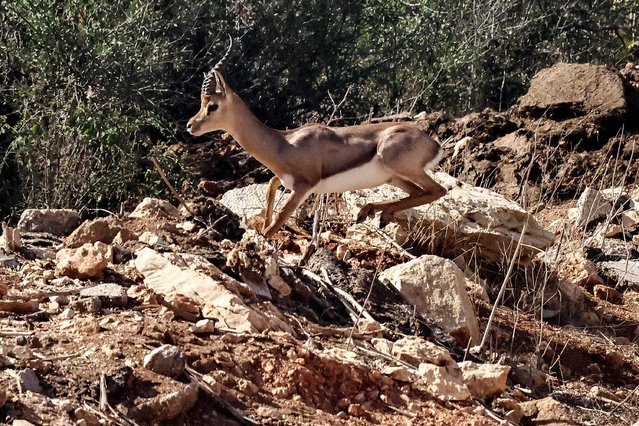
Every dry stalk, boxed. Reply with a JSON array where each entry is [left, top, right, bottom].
[[150, 157, 193, 215], [474, 221, 528, 353]]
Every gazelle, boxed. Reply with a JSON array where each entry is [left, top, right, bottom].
[[187, 58, 446, 239]]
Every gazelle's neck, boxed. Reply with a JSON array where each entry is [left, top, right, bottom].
[[225, 94, 289, 177]]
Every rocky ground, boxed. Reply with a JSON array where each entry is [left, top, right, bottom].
[[1, 62, 639, 425]]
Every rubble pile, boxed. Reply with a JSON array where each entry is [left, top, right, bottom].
[[1, 63, 639, 425]]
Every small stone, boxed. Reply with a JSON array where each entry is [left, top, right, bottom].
[[0, 387, 6, 408], [603, 224, 624, 238], [70, 297, 101, 315], [139, 232, 164, 246], [15, 336, 27, 346], [357, 318, 382, 335], [593, 285, 623, 303], [74, 407, 100, 426], [382, 366, 412, 382], [589, 385, 621, 402], [12, 420, 37, 426], [192, 319, 215, 334], [16, 368, 42, 393], [237, 378, 259, 395], [59, 307, 75, 320], [143, 344, 185, 378], [371, 338, 393, 354], [79, 283, 128, 307], [11, 346, 33, 360], [49, 295, 69, 305], [621, 210, 639, 230], [347, 403, 365, 417]]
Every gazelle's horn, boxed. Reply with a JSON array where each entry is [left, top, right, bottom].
[[201, 35, 233, 95], [213, 35, 233, 71]]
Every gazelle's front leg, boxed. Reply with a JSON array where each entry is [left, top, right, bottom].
[[263, 176, 281, 232], [263, 185, 312, 239]]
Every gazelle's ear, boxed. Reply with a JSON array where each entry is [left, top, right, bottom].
[[213, 70, 227, 97]]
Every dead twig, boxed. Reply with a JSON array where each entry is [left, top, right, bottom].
[[320, 267, 375, 322], [150, 157, 194, 215], [185, 365, 259, 426]]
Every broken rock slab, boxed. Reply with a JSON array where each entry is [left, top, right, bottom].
[[134, 248, 281, 333], [379, 255, 480, 346], [17, 209, 81, 236], [79, 284, 128, 307], [345, 172, 555, 264], [599, 260, 639, 287], [574, 187, 613, 227]]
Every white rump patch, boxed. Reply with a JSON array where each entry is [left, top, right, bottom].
[[313, 156, 392, 194]]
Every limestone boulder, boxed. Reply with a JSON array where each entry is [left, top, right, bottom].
[[415, 363, 471, 401], [220, 184, 283, 221], [391, 336, 454, 367], [129, 197, 181, 219], [65, 217, 137, 249], [17, 209, 81, 236], [380, 255, 480, 345], [458, 361, 510, 400], [55, 243, 109, 279], [516, 63, 626, 118], [345, 172, 555, 264]]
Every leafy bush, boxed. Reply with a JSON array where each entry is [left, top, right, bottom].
[[0, 0, 637, 218]]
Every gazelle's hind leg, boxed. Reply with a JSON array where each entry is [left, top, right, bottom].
[[356, 132, 446, 225], [355, 175, 446, 226], [378, 173, 446, 225]]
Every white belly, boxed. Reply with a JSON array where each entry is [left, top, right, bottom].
[[312, 156, 392, 194]]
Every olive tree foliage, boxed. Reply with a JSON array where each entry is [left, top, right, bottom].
[[0, 0, 637, 218]]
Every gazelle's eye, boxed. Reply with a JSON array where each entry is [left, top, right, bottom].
[[206, 103, 219, 114]]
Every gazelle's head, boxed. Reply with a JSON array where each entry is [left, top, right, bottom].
[[186, 70, 233, 136], [187, 38, 234, 137]]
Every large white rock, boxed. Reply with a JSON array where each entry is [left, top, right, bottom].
[[458, 361, 510, 400], [17, 209, 81, 236], [415, 363, 471, 401], [345, 172, 555, 264], [574, 187, 612, 227], [134, 248, 286, 333], [220, 184, 283, 221], [380, 255, 481, 345]]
